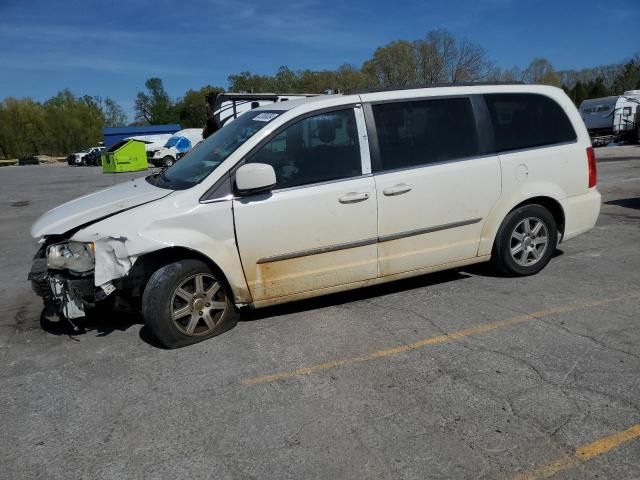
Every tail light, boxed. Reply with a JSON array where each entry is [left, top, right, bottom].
[[587, 147, 597, 188]]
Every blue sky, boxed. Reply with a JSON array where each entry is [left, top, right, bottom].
[[1, 0, 638, 120]]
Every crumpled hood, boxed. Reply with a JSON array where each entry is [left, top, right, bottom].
[[31, 177, 173, 238]]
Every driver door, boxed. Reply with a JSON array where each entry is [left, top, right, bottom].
[[232, 107, 378, 302]]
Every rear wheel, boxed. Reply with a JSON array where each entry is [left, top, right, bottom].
[[142, 259, 238, 348], [491, 204, 558, 276]]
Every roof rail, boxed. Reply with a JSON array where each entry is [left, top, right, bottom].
[[346, 81, 526, 95]]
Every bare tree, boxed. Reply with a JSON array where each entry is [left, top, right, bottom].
[[450, 39, 491, 83]]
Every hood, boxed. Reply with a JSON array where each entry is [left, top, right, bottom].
[[31, 177, 173, 238]]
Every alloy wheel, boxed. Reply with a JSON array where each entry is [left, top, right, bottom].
[[510, 217, 549, 267], [170, 273, 227, 336]]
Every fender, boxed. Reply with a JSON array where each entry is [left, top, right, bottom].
[[71, 194, 252, 304], [478, 180, 567, 257]]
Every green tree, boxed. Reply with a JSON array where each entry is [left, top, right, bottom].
[[586, 77, 609, 98], [274, 66, 299, 92], [363, 40, 418, 88], [334, 64, 367, 92], [175, 85, 225, 128], [612, 56, 640, 94], [134, 78, 177, 124], [0, 97, 45, 158], [43, 89, 103, 155], [228, 71, 277, 92]]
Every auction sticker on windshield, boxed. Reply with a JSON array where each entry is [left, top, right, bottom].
[[253, 112, 279, 122]]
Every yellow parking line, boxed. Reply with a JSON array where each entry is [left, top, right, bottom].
[[243, 293, 635, 385], [512, 423, 640, 480]]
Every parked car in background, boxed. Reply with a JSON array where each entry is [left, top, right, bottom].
[[147, 129, 204, 167], [67, 146, 104, 166], [82, 148, 102, 166], [30, 84, 600, 348]]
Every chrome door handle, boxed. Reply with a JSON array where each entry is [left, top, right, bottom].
[[383, 184, 412, 196], [338, 192, 370, 204]]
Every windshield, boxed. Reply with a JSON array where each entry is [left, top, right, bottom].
[[146, 110, 281, 190], [164, 136, 180, 148]]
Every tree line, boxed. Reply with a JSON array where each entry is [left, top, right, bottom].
[[0, 90, 127, 159], [1, 28, 639, 159]]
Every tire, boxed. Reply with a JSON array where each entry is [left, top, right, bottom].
[[142, 259, 238, 348], [163, 156, 174, 167], [491, 204, 558, 277]]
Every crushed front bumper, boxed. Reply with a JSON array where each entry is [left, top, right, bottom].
[[28, 257, 97, 319]]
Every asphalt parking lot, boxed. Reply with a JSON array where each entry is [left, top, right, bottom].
[[1, 149, 639, 480]]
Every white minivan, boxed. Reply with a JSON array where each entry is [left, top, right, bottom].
[[30, 84, 601, 348]]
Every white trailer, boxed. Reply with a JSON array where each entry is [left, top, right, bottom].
[[580, 91, 640, 144], [579, 96, 618, 133], [613, 90, 640, 135], [204, 92, 318, 138]]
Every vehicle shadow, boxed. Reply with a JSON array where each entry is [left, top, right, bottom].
[[241, 269, 471, 322], [39, 254, 567, 347], [39, 301, 143, 339], [605, 197, 640, 210], [464, 249, 564, 278]]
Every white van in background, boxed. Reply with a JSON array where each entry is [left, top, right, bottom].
[[148, 128, 203, 167], [124, 134, 173, 153], [30, 84, 601, 348]]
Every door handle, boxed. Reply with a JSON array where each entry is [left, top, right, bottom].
[[338, 192, 370, 204], [383, 184, 412, 196]]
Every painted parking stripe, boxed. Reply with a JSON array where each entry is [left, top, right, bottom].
[[243, 293, 637, 385], [512, 423, 640, 480]]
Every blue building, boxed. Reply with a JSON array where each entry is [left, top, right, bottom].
[[103, 124, 181, 148]]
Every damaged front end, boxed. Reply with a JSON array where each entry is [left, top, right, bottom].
[[28, 237, 137, 322]]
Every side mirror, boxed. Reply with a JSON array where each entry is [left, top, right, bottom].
[[235, 163, 276, 195]]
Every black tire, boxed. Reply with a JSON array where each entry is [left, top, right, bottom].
[[163, 156, 174, 167], [142, 259, 238, 348], [491, 204, 558, 277]]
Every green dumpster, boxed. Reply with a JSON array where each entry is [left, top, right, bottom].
[[101, 139, 148, 173]]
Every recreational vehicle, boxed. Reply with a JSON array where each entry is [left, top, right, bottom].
[[203, 92, 318, 138], [579, 90, 640, 142]]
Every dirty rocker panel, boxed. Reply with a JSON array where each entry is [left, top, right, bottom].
[[255, 218, 483, 264], [378, 218, 483, 243], [256, 237, 378, 264]]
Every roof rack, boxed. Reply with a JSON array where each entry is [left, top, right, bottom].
[[346, 81, 526, 95]]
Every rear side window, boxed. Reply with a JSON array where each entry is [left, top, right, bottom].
[[372, 97, 481, 172], [484, 93, 576, 152]]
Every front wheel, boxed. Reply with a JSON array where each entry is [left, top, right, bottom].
[[163, 156, 174, 167], [491, 204, 558, 276], [142, 259, 238, 348]]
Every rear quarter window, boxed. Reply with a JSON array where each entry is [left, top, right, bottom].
[[484, 93, 577, 153]]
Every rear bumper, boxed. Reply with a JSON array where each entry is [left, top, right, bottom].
[[561, 188, 601, 242]]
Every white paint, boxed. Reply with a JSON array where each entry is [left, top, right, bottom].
[[31, 84, 602, 313], [30, 177, 172, 238]]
